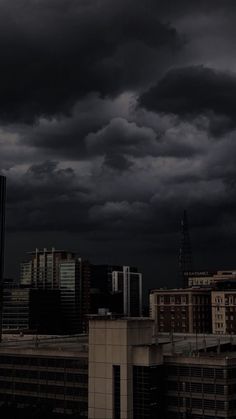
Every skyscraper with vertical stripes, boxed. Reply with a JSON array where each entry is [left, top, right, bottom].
[[0, 176, 6, 341]]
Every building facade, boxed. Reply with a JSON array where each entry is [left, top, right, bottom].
[[0, 339, 88, 417], [1, 319, 236, 417], [150, 288, 212, 334], [59, 258, 91, 334], [2, 288, 30, 331], [212, 289, 236, 335], [2, 288, 62, 334], [20, 248, 75, 289], [111, 266, 142, 316], [88, 317, 164, 419], [89, 265, 142, 317]]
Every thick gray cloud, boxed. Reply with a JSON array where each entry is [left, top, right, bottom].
[[139, 66, 236, 134], [0, 0, 182, 124]]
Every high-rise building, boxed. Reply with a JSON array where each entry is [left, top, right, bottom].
[[2, 287, 30, 331], [112, 266, 142, 316], [90, 264, 142, 316], [59, 258, 91, 333], [20, 248, 75, 288], [150, 288, 212, 334], [2, 287, 62, 334], [0, 175, 6, 341]]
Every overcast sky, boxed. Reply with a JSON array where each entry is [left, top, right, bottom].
[[2, 0, 236, 288]]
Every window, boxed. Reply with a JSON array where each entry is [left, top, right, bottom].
[[113, 365, 120, 419]]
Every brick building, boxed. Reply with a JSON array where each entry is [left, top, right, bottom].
[[150, 288, 212, 334]]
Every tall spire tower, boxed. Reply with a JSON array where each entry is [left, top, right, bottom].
[[179, 210, 193, 288]]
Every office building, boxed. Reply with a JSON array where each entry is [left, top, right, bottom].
[[111, 266, 142, 316], [5, 288, 61, 334], [2, 318, 236, 417], [89, 317, 236, 418], [90, 264, 142, 317], [150, 288, 212, 334], [2, 287, 30, 331], [0, 175, 6, 341], [88, 317, 164, 419], [0, 335, 88, 417], [59, 258, 90, 333], [2, 287, 62, 334], [20, 248, 75, 289]]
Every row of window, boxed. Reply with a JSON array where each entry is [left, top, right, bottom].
[[0, 369, 87, 383], [167, 381, 225, 394], [0, 356, 88, 369], [0, 381, 87, 397], [166, 366, 225, 379], [168, 396, 225, 410]]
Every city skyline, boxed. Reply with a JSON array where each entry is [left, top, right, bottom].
[[1, 1, 236, 288]]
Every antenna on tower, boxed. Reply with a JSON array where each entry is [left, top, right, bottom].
[[179, 210, 193, 288]]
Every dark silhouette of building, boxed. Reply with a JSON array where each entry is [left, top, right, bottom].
[[179, 210, 193, 287], [111, 266, 142, 316], [90, 264, 142, 317], [59, 258, 91, 334], [2, 287, 62, 334], [0, 175, 6, 341]]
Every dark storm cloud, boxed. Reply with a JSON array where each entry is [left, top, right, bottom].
[[139, 66, 236, 133], [0, 0, 182, 124], [6, 160, 93, 232]]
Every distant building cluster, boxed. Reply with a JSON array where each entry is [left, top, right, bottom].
[[2, 247, 142, 335]]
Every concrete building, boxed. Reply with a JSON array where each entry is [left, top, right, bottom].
[[0, 335, 88, 417], [2, 319, 236, 417], [150, 288, 212, 334], [88, 317, 163, 419]]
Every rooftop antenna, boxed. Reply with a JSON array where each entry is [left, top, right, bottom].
[[179, 210, 193, 288]]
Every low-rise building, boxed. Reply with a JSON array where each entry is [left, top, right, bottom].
[[2, 318, 236, 418], [186, 270, 236, 287], [150, 288, 212, 334]]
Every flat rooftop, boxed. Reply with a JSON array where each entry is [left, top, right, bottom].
[[0, 334, 88, 357]]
